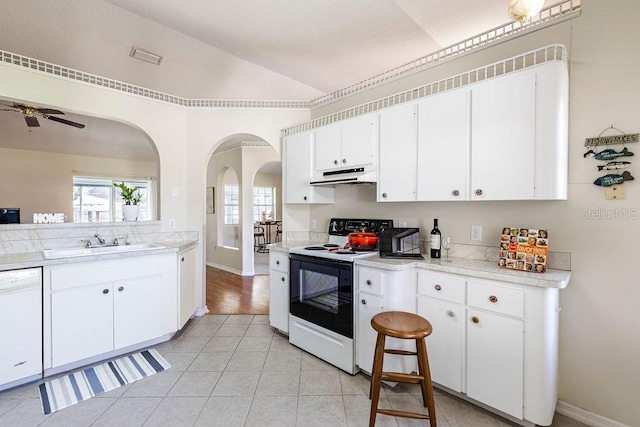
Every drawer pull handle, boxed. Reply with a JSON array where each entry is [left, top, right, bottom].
[[471, 316, 480, 324], [366, 279, 372, 286], [281, 277, 286, 282], [361, 299, 367, 305], [489, 295, 498, 303], [434, 284, 442, 291], [103, 289, 109, 294], [447, 310, 455, 318]]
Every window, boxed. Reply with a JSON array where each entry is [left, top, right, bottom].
[[224, 185, 239, 225], [73, 177, 152, 222], [253, 187, 275, 222]]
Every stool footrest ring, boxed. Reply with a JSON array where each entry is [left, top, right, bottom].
[[377, 409, 430, 420], [381, 372, 425, 383], [384, 349, 417, 356]]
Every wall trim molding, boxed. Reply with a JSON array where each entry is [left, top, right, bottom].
[[556, 400, 630, 427], [205, 261, 242, 276], [0, 0, 581, 112]]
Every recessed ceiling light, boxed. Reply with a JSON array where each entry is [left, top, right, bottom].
[[129, 47, 163, 65]]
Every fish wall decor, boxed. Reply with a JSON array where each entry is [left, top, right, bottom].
[[593, 171, 634, 187], [597, 161, 632, 171], [594, 147, 634, 161]]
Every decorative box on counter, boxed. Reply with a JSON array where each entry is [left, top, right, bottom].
[[499, 227, 549, 273]]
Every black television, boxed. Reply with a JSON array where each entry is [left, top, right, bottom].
[[0, 208, 20, 224]]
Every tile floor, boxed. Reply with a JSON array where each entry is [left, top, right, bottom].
[[0, 315, 588, 427]]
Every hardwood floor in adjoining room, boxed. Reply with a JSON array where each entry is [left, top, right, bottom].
[[206, 265, 269, 315]]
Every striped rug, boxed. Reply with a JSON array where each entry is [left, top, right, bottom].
[[39, 348, 170, 414]]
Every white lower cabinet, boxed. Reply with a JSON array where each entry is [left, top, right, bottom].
[[466, 308, 523, 419], [417, 296, 464, 392], [45, 254, 178, 369], [268, 251, 289, 333], [355, 265, 416, 374], [178, 248, 197, 329], [387, 267, 561, 426]]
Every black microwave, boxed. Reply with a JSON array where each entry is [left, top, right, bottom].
[[378, 227, 423, 259], [0, 208, 20, 224]]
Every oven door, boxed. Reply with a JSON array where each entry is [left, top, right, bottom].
[[289, 254, 353, 339]]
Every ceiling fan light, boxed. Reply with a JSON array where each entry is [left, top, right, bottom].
[[508, 0, 544, 22], [129, 47, 163, 65]]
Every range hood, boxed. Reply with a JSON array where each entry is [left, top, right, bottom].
[[309, 167, 377, 186]]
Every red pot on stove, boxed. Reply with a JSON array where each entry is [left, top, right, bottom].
[[347, 231, 379, 251]]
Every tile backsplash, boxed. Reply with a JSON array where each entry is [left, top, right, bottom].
[[0, 221, 198, 255]]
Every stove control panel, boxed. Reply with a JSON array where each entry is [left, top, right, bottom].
[[328, 218, 393, 236]]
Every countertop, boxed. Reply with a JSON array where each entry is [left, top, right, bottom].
[[0, 239, 198, 271], [268, 242, 570, 289]]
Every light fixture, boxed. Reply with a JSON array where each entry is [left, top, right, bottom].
[[129, 47, 163, 65], [508, 0, 544, 22]]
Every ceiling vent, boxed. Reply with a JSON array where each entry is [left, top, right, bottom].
[[129, 47, 163, 65]]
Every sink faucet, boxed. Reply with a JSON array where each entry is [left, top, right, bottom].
[[94, 233, 106, 246], [113, 235, 128, 246]]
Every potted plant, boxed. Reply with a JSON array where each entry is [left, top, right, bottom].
[[113, 182, 142, 221]]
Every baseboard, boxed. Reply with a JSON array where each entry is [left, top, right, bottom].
[[193, 306, 209, 317], [206, 261, 242, 276], [556, 400, 629, 427]]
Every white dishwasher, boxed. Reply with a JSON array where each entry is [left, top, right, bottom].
[[0, 267, 42, 391]]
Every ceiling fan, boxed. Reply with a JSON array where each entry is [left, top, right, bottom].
[[0, 103, 85, 129]]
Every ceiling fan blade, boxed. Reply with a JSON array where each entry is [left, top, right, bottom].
[[46, 115, 85, 129], [36, 108, 65, 115], [25, 116, 40, 127]]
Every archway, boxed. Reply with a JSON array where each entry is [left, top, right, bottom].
[[204, 136, 280, 314]]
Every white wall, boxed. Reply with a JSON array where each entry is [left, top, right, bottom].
[[287, 1, 639, 424]]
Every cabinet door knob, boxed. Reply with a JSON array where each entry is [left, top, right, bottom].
[[118, 286, 124, 292], [366, 279, 372, 286], [381, 193, 387, 199], [102, 289, 109, 294], [471, 316, 480, 324], [452, 190, 460, 197], [276, 260, 280, 265], [342, 158, 347, 164], [334, 160, 338, 165], [434, 284, 442, 291], [361, 299, 367, 305], [489, 295, 498, 303], [447, 310, 456, 318], [281, 277, 286, 282], [303, 196, 308, 201], [475, 189, 483, 196], [181, 257, 185, 262]]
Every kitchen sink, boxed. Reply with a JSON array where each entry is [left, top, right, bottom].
[[42, 243, 164, 259]]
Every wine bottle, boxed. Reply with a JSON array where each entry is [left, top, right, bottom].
[[430, 219, 441, 259]]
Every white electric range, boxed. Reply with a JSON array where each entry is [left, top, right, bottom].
[[288, 218, 393, 374]]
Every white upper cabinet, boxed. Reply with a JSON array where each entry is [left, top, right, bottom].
[[314, 113, 378, 173], [471, 69, 536, 200], [283, 131, 334, 204], [378, 102, 417, 202], [417, 88, 470, 201]]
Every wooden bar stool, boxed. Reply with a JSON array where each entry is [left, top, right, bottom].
[[369, 311, 437, 427]]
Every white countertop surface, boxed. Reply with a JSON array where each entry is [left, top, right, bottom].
[[268, 242, 570, 289], [0, 240, 198, 271]]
